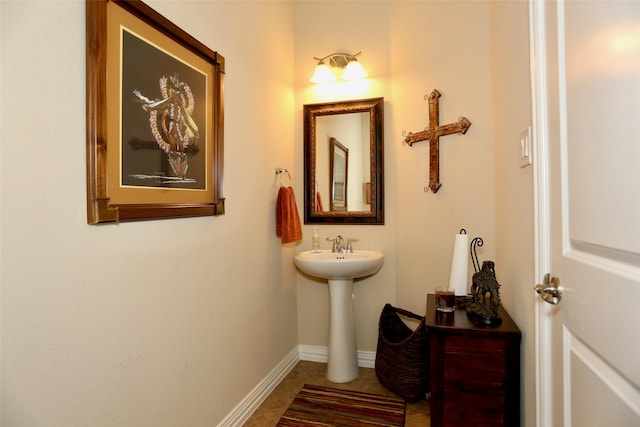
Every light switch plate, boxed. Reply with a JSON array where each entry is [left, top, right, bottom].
[[520, 126, 532, 168]]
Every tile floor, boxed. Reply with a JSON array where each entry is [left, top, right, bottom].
[[243, 360, 430, 426]]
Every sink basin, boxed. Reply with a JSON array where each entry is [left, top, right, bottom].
[[294, 249, 384, 280]]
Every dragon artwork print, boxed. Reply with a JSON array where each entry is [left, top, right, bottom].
[[133, 74, 199, 179]]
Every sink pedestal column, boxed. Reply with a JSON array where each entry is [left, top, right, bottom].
[[327, 278, 359, 383]]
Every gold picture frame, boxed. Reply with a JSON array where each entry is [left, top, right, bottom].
[[86, 0, 225, 224]]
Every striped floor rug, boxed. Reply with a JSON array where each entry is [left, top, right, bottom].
[[276, 384, 405, 426]]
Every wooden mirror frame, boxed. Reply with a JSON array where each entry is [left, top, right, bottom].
[[303, 97, 384, 224]]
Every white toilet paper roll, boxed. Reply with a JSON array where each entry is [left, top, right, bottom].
[[448, 232, 469, 296]]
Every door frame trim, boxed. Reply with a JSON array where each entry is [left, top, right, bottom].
[[530, 0, 553, 426]]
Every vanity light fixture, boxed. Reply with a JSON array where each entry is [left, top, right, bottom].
[[310, 52, 368, 83], [310, 62, 336, 83]]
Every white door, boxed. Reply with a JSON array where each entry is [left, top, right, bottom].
[[531, 0, 640, 426]]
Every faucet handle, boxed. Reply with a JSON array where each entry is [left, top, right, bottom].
[[327, 237, 338, 252], [346, 237, 359, 252]]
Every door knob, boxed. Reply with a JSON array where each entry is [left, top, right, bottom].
[[535, 273, 562, 305]]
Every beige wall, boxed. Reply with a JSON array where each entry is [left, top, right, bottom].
[[1, 1, 535, 426], [295, 0, 497, 351], [1, 1, 298, 426], [294, 0, 397, 355], [296, 2, 533, 426], [490, 2, 535, 426]]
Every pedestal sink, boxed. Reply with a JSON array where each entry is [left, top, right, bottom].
[[294, 249, 384, 383]]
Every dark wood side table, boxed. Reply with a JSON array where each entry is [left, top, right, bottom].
[[426, 294, 521, 427]]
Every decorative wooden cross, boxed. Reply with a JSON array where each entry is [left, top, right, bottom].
[[403, 90, 471, 193]]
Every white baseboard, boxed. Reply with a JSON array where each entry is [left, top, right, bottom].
[[298, 344, 376, 369], [357, 349, 377, 369], [297, 344, 328, 363], [217, 345, 377, 427], [216, 347, 299, 427]]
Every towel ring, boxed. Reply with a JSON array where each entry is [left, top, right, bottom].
[[275, 167, 292, 186]]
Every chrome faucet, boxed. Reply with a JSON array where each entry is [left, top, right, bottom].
[[330, 235, 345, 253], [327, 235, 359, 253]]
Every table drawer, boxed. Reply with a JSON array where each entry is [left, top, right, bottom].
[[444, 389, 505, 426]]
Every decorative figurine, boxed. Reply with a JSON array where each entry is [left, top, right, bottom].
[[468, 260, 502, 325]]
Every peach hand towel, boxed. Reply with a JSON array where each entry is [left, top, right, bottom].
[[276, 186, 302, 244], [315, 190, 324, 212]]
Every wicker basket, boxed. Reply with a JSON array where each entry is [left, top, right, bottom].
[[375, 304, 430, 402]]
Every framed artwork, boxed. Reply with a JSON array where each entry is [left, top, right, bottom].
[[86, 0, 225, 224], [329, 137, 348, 211]]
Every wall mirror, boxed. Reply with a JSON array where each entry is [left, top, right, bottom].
[[303, 97, 384, 224]]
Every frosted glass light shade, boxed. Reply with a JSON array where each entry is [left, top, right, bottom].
[[342, 60, 367, 80], [310, 63, 336, 83]]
